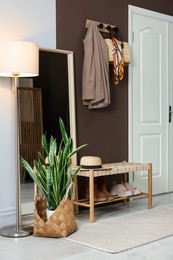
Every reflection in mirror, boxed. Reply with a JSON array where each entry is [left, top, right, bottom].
[[19, 48, 76, 217]]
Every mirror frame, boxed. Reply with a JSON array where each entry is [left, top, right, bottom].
[[39, 47, 77, 165], [21, 47, 77, 217]]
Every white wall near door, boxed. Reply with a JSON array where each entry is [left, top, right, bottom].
[[0, 0, 56, 227], [0, 0, 56, 48], [128, 5, 173, 195]]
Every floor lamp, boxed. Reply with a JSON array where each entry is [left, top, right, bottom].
[[0, 41, 39, 237]]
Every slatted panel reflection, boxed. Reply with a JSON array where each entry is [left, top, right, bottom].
[[18, 87, 44, 182]]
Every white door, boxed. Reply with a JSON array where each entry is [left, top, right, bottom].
[[169, 22, 173, 192], [128, 6, 173, 194]]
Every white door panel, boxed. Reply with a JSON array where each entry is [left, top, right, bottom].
[[129, 8, 170, 194], [169, 22, 173, 191]]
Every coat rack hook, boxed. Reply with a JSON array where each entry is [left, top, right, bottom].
[[113, 27, 118, 33], [97, 23, 104, 29], [86, 19, 118, 34], [106, 25, 112, 32]]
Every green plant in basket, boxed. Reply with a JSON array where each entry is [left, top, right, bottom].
[[21, 118, 87, 210]]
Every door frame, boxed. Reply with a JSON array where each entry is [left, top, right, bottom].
[[128, 5, 173, 192]]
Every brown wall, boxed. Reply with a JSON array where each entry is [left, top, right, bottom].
[[56, 0, 173, 164]]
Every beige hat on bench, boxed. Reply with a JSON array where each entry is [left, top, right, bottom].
[[80, 156, 102, 169]]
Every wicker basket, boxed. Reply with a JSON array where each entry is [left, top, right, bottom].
[[33, 186, 77, 238]]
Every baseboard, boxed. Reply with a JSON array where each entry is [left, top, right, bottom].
[[0, 207, 16, 228]]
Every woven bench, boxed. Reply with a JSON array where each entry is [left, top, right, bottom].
[[73, 162, 152, 223]]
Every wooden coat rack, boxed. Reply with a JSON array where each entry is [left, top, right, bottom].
[[85, 19, 118, 33]]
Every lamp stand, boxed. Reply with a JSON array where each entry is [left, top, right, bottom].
[[0, 75, 33, 237]]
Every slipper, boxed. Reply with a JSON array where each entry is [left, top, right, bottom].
[[123, 182, 141, 195], [110, 182, 133, 197]]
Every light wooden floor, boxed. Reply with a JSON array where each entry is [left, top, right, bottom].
[[1, 192, 173, 260]]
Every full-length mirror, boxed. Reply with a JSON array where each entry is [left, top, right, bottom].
[[19, 48, 77, 216]]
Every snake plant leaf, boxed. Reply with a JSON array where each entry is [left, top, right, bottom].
[[46, 166, 52, 209], [73, 165, 81, 177], [62, 138, 72, 163], [48, 137, 57, 165], [34, 160, 46, 183], [42, 134, 49, 155], [38, 152, 46, 166], [50, 136, 57, 155], [59, 117, 68, 144], [33, 160, 47, 196], [51, 156, 58, 191], [21, 158, 40, 189], [66, 166, 73, 200], [68, 144, 88, 158], [36, 173, 47, 198]]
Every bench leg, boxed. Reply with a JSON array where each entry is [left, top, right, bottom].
[[123, 172, 128, 205], [89, 170, 94, 223], [148, 163, 152, 209], [74, 176, 79, 214]]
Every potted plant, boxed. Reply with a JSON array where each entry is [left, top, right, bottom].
[[21, 118, 87, 237]]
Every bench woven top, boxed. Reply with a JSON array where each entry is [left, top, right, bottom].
[[73, 162, 151, 177]]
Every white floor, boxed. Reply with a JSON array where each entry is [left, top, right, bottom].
[[1, 193, 173, 260]]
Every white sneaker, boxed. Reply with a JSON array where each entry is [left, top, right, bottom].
[[123, 182, 141, 196], [110, 182, 133, 197]]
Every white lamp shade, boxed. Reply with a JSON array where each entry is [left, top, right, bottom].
[[0, 41, 39, 77]]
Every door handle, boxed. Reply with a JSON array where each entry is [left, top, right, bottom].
[[169, 106, 173, 123]]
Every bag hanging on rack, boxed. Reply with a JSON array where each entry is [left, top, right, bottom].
[[105, 38, 131, 66]]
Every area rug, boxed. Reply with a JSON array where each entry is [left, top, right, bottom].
[[65, 206, 173, 253]]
